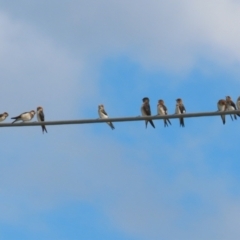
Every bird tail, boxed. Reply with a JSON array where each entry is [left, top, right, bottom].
[[11, 117, 19, 124], [167, 118, 171, 125], [164, 119, 168, 127], [237, 113, 240, 117], [180, 118, 184, 127], [221, 115, 226, 124], [234, 114, 237, 120], [149, 120, 155, 128], [41, 125, 48, 133], [108, 122, 115, 130]]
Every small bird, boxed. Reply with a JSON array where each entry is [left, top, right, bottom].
[[98, 104, 115, 130], [141, 97, 155, 128], [157, 100, 171, 127], [11, 110, 35, 123], [0, 112, 9, 122], [236, 96, 240, 111], [217, 99, 227, 124], [37, 106, 47, 133], [175, 98, 186, 127], [226, 96, 240, 120]]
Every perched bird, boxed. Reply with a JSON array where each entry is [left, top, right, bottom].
[[236, 96, 240, 111], [157, 100, 171, 127], [37, 106, 47, 133], [217, 99, 227, 124], [0, 112, 9, 122], [175, 98, 186, 127], [226, 96, 240, 120], [11, 110, 35, 123], [141, 97, 155, 128], [98, 104, 115, 130]]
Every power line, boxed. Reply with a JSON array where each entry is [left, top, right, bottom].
[[0, 110, 239, 128]]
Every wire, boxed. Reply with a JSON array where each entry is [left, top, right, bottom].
[[0, 110, 239, 127]]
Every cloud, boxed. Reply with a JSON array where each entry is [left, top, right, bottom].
[[1, 2, 240, 239], [1, 120, 240, 239], [0, 11, 92, 118], [66, 0, 240, 72], [2, 0, 240, 73]]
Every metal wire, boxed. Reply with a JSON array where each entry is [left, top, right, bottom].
[[0, 110, 239, 127]]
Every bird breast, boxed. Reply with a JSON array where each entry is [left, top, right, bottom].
[[158, 106, 165, 115], [21, 113, 32, 121], [237, 101, 240, 110], [175, 105, 180, 114], [227, 105, 234, 111], [0, 116, 5, 122], [99, 111, 108, 119], [218, 104, 225, 111], [141, 106, 146, 116]]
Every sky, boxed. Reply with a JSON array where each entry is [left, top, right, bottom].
[[1, 0, 240, 239]]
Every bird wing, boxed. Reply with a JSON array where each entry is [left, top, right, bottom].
[[21, 112, 29, 116], [163, 105, 168, 114], [143, 104, 151, 116], [39, 111, 45, 121], [180, 105, 186, 113], [11, 112, 27, 119], [101, 109, 108, 116], [230, 101, 237, 110]]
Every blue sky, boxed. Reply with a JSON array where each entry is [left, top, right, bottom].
[[1, 1, 240, 239]]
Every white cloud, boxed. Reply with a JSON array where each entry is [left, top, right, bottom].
[[0, 122, 240, 239], [2, 0, 240, 73], [0, 11, 96, 118], [67, 0, 240, 72], [1, 2, 240, 239]]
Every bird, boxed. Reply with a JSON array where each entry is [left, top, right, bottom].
[[226, 96, 240, 120], [236, 96, 240, 111], [0, 112, 9, 122], [157, 100, 171, 127], [37, 106, 47, 133], [11, 110, 35, 123], [217, 99, 227, 124], [175, 98, 186, 127], [98, 104, 115, 130], [141, 97, 155, 128]]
